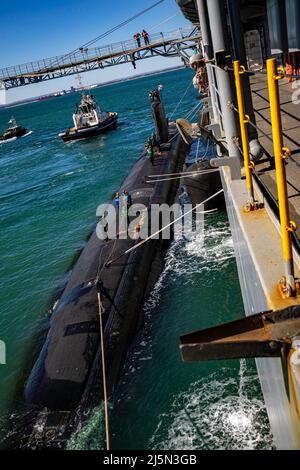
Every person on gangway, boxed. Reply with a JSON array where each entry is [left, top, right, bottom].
[[134, 32, 141, 48], [142, 30, 150, 46]]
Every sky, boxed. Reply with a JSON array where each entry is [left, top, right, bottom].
[[1, 0, 192, 103]]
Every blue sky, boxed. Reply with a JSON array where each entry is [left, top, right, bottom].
[[2, 0, 191, 103]]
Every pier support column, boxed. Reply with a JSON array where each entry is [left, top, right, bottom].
[[227, 0, 263, 162], [196, 0, 219, 124], [206, 0, 241, 160], [0, 81, 6, 106]]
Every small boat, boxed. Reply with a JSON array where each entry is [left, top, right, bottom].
[[59, 94, 118, 141], [0, 117, 28, 142]]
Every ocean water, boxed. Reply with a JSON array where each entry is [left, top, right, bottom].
[[0, 68, 273, 449]]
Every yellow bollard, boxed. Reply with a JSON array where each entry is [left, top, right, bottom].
[[267, 58, 296, 295], [233, 60, 255, 208]]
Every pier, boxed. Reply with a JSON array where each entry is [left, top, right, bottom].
[[251, 74, 300, 241]]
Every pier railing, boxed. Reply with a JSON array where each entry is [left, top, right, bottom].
[[233, 60, 256, 210], [266, 58, 296, 296], [205, 56, 298, 297]]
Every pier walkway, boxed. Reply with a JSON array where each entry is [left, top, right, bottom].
[[250, 75, 300, 243], [0, 27, 200, 89]]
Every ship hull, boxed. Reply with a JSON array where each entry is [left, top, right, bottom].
[[0, 127, 28, 141], [59, 114, 118, 141]]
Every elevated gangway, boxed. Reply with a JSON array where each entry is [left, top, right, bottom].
[[0, 27, 200, 89]]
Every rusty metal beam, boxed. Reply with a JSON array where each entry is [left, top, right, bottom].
[[180, 305, 300, 362]]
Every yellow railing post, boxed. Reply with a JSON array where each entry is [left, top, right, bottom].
[[233, 60, 255, 209], [267, 58, 296, 296]]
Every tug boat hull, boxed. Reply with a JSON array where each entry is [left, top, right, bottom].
[[59, 113, 118, 141], [0, 126, 28, 141]]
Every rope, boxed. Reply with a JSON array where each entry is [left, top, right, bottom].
[[156, 96, 202, 150], [195, 138, 200, 160], [229, 102, 274, 144], [224, 65, 256, 76], [38, 0, 166, 72], [160, 103, 202, 147], [196, 137, 210, 163], [167, 131, 180, 143], [208, 62, 259, 76], [183, 102, 202, 121], [145, 169, 219, 183], [97, 239, 117, 280], [93, 236, 120, 451], [148, 12, 179, 32], [232, 138, 244, 157], [96, 288, 110, 451], [147, 168, 219, 178], [105, 189, 224, 267], [169, 80, 194, 120]]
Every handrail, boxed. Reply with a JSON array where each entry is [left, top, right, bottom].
[[198, 56, 299, 295], [267, 57, 296, 297], [233, 60, 256, 210]]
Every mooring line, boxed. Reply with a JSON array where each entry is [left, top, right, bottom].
[[146, 168, 219, 178], [105, 189, 224, 268], [169, 80, 194, 120], [146, 169, 219, 183], [96, 288, 110, 451], [95, 239, 117, 451]]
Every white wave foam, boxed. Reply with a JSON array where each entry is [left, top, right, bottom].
[[67, 407, 106, 450], [0, 136, 17, 144], [149, 362, 274, 450], [22, 130, 33, 137], [143, 218, 235, 311]]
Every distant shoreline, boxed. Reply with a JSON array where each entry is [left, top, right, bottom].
[[1, 65, 186, 110]]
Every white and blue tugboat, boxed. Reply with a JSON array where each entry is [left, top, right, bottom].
[[59, 94, 118, 142]]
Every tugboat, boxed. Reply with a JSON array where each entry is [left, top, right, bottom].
[[59, 94, 118, 141], [0, 117, 28, 142]]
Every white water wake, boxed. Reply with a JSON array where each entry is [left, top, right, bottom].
[[149, 361, 274, 450]]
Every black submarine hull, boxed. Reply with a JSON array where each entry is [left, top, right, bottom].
[[183, 160, 225, 211], [15, 125, 188, 448]]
